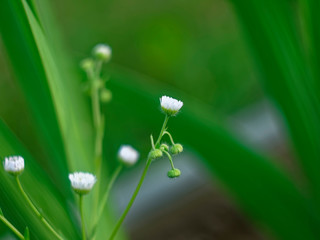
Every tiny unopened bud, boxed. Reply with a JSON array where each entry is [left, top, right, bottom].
[[80, 58, 94, 71], [170, 144, 183, 155], [167, 168, 181, 178], [4, 156, 24, 176], [92, 79, 104, 90], [118, 145, 139, 166], [148, 149, 163, 160], [92, 44, 112, 62], [69, 172, 97, 195], [160, 143, 169, 152], [100, 88, 112, 103]]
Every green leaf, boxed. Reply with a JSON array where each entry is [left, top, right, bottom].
[[0, 208, 3, 217], [230, 0, 320, 215], [24, 227, 30, 240], [0, 0, 119, 238], [0, 120, 79, 239], [0, 0, 70, 196], [104, 67, 319, 240]]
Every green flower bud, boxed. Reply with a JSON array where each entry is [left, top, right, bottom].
[[80, 58, 94, 71], [100, 88, 112, 103], [160, 143, 169, 152], [148, 149, 163, 160], [92, 79, 104, 90], [170, 144, 183, 155], [167, 168, 181, 178]]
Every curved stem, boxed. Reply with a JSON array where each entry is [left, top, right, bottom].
[[16, 177, 63, 240], [108, 159, 152, 240], [91, 165, 123, 239], [0, 215, 24, 240], [163, 131, 175, 145], [80, 195, 86, 240], [163, 150, 175, 169]]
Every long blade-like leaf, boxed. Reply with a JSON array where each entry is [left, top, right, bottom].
[[230, 0, 320, 214], [0, 120, 79, 240]]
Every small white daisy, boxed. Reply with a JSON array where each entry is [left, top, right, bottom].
[[4, 156, 24, 176], [118, 145, 139, 166], [92, 44, 112, 61], [69, 172, 97, 195], [160, 96, 183, 116]]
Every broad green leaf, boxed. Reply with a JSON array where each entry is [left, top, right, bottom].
[[20, 0, 94, 172], [230, 0, 320, 214], [0, 208, 3, 217], [0, 120, 79, 240], [103, 67, 319, 240]]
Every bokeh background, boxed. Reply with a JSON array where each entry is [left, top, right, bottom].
[[1, 0, 320, 239]]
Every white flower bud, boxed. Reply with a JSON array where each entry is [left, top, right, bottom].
[[4, 156, 24, 176], [160, 96, 183, 116], [92, 44, 112, 62], [69, 172, 97, 195], [118, 145, 139, 166]]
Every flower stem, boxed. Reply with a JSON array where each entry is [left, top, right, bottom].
[[155, 115, 169, 148], [16, 177, 63, 240], [163, 131, 175, 145], [80, 195, 86, 240], [163, 150, 175, 169], [108, 115, 169, 240], [108, 159, 152, 240], [91, 165, 123, 240], [89, 59, 105, 232], [0, 214, 24, 240]]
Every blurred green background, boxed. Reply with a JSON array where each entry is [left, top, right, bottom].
[[1, 0, 320, 239]]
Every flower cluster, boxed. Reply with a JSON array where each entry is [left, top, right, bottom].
[[149, 95, 184, 178], [1, 41, 185, 240]]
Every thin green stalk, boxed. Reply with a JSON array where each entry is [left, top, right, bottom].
[[91, 165, 123, 240], [109, 115, 170, 240], [89, 59, 105, 232], [0, 215, 24, 240], [163, 150, 175, 169], [155, 115, 169, 148], [163, 131, 175, 145], [16, 177, 63, 240], [108, 159, 152, 240], [79, 195, 86, 240]]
